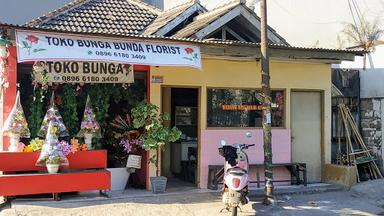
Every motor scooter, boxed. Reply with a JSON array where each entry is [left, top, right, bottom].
[[219, 139, 255, 216]]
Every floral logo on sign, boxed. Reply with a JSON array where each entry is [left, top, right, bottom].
[[183, 47, 199, 62], [21, 35, 46, 55]]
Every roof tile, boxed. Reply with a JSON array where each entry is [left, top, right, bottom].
[[25, 0, 160, 36]]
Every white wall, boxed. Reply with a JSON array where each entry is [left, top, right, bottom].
[[360, 69, 384, 98]]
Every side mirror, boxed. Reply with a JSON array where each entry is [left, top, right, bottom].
[[220, 140, 226, 146]]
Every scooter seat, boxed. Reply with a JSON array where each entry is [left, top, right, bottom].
[[227, 167, 247, 175]]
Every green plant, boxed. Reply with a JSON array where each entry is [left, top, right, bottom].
[[131, 101, 181, 176], [28, 88, 45, 137], [60, 84, 79, 136], [29, 138, 44, 152]]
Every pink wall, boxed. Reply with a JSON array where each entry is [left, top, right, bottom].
[[200, 129, 291, 188]]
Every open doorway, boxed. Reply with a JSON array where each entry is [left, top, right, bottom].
[[162, 87, 199, 190]]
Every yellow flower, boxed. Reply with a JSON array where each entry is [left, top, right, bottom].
[[50, 126, 58, 135], [23, 145, 34, 152]]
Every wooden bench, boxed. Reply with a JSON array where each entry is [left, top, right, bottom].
[[207, 163, 307, 190], [0, 150, 110, 201]]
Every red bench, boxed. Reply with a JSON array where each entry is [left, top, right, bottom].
[[0, 150, 110, 201]]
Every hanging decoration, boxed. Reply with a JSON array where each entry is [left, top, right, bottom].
[[38, 92, 69, 138], [0, 37, 12, 97], [77, 95, 101, 149], [2, 91, 30, 152], [36, 121, 69, 173]]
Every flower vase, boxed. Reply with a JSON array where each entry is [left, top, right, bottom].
[[84, 133, 93, 150], [46, 164, 60, 174], [8, 134, 20, 152]]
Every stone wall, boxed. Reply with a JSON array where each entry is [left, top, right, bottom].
[[360, 99, 383, 172]]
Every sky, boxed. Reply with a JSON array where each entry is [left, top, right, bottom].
[[0, 0, 72, 25]]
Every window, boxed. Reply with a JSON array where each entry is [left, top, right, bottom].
[[207, 89, 284, 127]]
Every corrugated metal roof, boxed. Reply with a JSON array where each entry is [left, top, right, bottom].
[[173, 1, 239, 38], [143, 1, 202, 35]]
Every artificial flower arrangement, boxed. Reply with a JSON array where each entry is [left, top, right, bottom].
[[77, 95, 101, 150], [2, 91, 30, 151], [105, 114, 143, 168], [36, 121, 69, 174], [111, 114, 143, 154], [38, 93, 69, 138]]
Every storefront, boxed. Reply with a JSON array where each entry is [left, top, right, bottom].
[[0, 25, 361, 192]]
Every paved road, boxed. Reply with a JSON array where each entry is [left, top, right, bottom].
[[1, 191, 383, 216]]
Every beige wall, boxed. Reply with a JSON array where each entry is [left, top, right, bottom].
[[149, 58, 332, 180]]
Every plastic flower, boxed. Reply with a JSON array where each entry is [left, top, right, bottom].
[[29, 138, 44, 152], [70, 138, 80, 153], [58, 140, 71, 156], [3, 92, 30, 138], [38, 93, 69, 138], [120, 139, 132, 154], [77, 96, 101, 137], [16, 142, 25, 152], [81, 144, 87, 151], [119, 139, 143, 154], [23, 145, 34, 152]]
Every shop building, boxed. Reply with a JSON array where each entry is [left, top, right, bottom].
[[0, 0, 362, 193]]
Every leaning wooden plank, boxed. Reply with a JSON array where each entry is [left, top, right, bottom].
[[0, 171, 110, 196]]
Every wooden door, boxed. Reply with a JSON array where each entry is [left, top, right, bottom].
[[291, 91, 322, 182]]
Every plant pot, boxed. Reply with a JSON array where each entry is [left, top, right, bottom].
[[106, 167, 132, 191], [150, 176, 167, 193], [84, 133, 93, 150], [46, 164, 60, 174]]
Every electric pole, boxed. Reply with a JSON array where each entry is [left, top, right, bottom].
[[260, 0, 274, 205]]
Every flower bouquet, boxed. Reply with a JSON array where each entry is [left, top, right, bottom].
[[38, 92, 69, 138], [36, 121, 69, 173], [77, 95, 101, 150], [104, 114, 143, 168], [27, 138, 44, 152], [3, 91, 30, 152]]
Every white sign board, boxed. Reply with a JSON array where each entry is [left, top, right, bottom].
[[16, 30, 202, 69], [35, 61, 134, 83], [126, 154, 142, 169]]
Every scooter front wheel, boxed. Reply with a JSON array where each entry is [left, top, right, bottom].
[[231, 207, 237, 216]]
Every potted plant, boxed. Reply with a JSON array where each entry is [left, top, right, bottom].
[[106, 114, 143, 191], [132, 101, 182, 193], [45, 155, 61, 174]]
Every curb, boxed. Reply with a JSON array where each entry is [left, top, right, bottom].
[[248, 184, 344, 197], [9, 184, 344, 206]]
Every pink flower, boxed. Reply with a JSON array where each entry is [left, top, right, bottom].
[[17, 142, 25, 152], [26, 35, 39, 44]]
